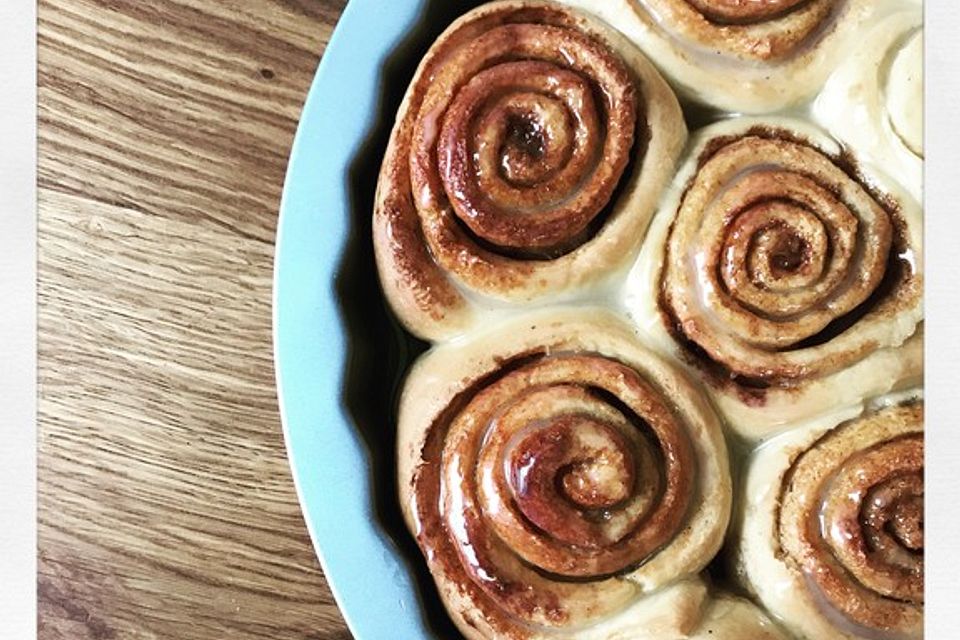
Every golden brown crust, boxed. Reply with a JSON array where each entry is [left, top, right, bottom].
[[396, 308, 740, 639], [374, 0, 686, 341], [737, 395, 924, 640], [626, 117, 923, 437], [639, 0, 834, 60], [556, 0, 873, 112]]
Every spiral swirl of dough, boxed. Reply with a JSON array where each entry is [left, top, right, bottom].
[[398, 309, 783, 639], [554, 0, 873, 112], [374, 1, 685, 340], [815, 10, 923, 200], [737, 396, 923, 640], [626, 118, 923, 436]]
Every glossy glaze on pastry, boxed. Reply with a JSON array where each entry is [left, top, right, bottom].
[[814, 10, 923, 201], [625, 117, 922, 438], [735, 392, 923, 640], [554, 0, 875, 112], [374, 0, 685, 340], [397, 309, 784, 639], [372, 1, 925, 638]]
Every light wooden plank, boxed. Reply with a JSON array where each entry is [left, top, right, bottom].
[[38, 1, 352, 637]]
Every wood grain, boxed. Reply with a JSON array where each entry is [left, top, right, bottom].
[[38, 1, 351, 638]]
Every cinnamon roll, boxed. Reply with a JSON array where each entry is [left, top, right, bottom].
[[735, 393, 924, 640], [555, 0, 873, 113], [374, 1, 686, 341], [625, 118, 923, 438], [814, 11, 923, 201], [397, 308, 783, 639]]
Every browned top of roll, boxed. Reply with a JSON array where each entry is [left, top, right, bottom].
[[685, 0, 810, 24], [777, 401, 924, 637], [409, 352, 698, 637], [641, 0, 836, 60], [659, 126, 921, 397], [374, 1, 649, 339]]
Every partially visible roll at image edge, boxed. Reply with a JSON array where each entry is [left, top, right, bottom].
[[555, 0, 875, 113], [735, 392, 924, 640]]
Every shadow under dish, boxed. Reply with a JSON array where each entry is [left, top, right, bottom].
[[335, 1, 491, 638]]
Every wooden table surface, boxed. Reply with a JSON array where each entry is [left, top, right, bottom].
[[38, 1, 352, 638]]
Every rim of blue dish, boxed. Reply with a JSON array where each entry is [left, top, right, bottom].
[[273, 1, 486, 638]]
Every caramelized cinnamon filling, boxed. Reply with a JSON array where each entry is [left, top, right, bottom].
[[685, 0, 811, 25], [408, 15, 639, 270], [658, 127, 920, 392], [503, 113, 548, 167], [412, 352, 698, 632], [777, 403, 924, 634]]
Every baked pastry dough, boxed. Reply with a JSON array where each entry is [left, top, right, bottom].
[[626, 117, 923, 438], [555, 0, 873, 112], [814, 10, 923, 200], [368, 1, 926, 636], [735, 392, 923, 640], [397, 308, 783, 639], [374, 0, 685, 341]]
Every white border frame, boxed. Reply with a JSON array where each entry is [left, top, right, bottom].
[[0, 0, 37, 636], [0, 0, 954, 637], [925, 0, 960, 637]]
